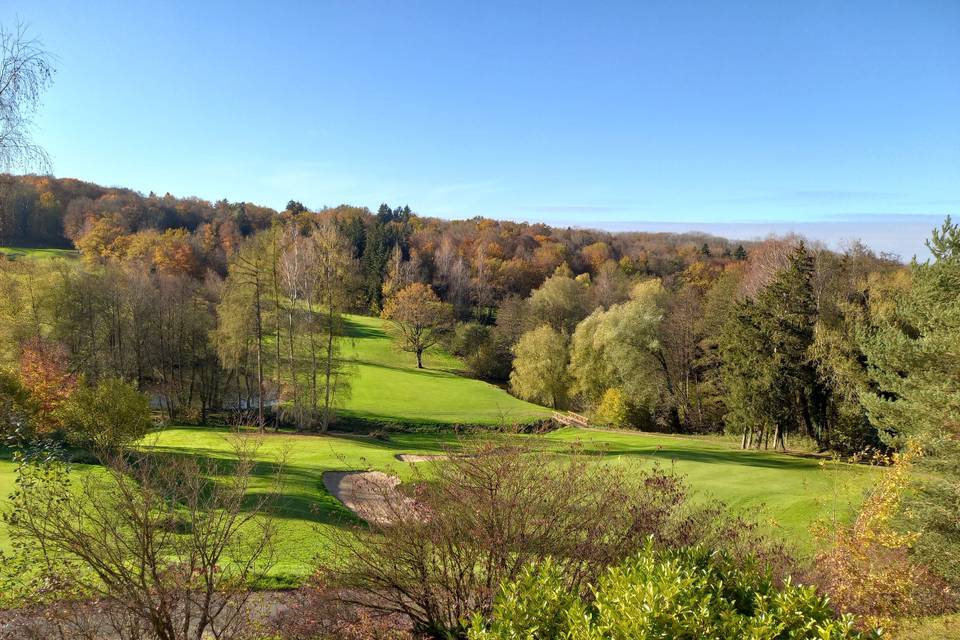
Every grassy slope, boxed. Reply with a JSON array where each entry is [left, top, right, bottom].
[[0, 452, 14, 552], [338, 314, 551, 425], [0, 246, 79, 260]]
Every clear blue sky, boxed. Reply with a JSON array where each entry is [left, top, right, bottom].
[[4, 1, 958, 257]]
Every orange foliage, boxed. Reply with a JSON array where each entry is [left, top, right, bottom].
[[153, 229, 200, 277], [17, 338, 77, 434]]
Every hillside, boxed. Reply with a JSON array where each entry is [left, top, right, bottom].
[[339, 314, 550, 425]]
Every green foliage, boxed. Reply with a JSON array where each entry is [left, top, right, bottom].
[[860, 216, 960, 446], [904, 435, 960, 588], [470, 544, 875, 639], [527, 269, 589, 334], [0, 368, 34, 440], [452, 322, 511, 380], [567, 282, 664, 422], [858, 217, 960, 589], [510, 325, 570, 408], [57, 377, 152, 450], [721, 244, 819, 449]]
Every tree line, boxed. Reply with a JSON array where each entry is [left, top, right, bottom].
[[0, 173, 942, 459]]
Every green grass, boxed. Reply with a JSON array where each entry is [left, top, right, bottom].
[[542, 428, 873, 545], [0, 451, 15, 553], [338, 314, 551, 425], [0, 426, 875, 585], [2, 425, 876, 583], [146, 426, 876, 583], [0, 246, 79, 260]]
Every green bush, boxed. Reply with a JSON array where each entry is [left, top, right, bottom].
[[469, 543, 877, 639], [57, 377, 152, 450]]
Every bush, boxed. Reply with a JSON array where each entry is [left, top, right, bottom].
[[1, 439, 283, 640], [452, 322, 511, 381], [320, 441, 790, 638], [56, 377, 152, 450], [469, 544, 876, 639], [813, 444, 959, 631]]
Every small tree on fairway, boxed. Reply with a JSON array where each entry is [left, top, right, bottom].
[[381, 282, 453, 368]]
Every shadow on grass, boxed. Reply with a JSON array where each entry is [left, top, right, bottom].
[[343, 317, 388, 340], [129, 448, 366, 529], [565, 444, 819, 471], [352, 358, 461, 379]]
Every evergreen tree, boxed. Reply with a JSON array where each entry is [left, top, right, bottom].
[[722, 244, 818, 449], [859, 217, 960, 589], [860, 216, 960, 445]]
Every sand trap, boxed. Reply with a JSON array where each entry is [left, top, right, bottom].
[[396, 453, 449, 463], [323, 471, 412, 524]]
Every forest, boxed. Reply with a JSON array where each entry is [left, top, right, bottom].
[[0, 172, 913, 454]]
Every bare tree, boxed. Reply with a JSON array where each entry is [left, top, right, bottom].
[[308, 222, 356, 432], [0, 22, 55, 172], [1, 438, 283, 640]]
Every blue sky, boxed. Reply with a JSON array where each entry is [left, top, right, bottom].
[[4, 1, 958, 258]]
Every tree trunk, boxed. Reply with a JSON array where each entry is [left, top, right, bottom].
[[254, 282, 265, 433], [774, 422, 786, 450], [416, 348, 424, 369]]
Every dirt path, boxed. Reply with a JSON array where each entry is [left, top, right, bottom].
[[323, 471, 412, 524]]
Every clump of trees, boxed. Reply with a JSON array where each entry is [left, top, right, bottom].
[[808, 216, 960, 629], [217, 221, 357, 431]]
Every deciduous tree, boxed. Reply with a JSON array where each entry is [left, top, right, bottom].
[[381, 282, 453, 369]]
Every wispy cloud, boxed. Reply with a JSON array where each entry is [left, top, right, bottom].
[[525, 204, 626, 214], [720, 189, 901, 204]]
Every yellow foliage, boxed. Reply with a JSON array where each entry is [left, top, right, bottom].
[[814, 443, 928, 631]]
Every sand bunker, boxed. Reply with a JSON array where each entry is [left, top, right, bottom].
[[323, 471, 412, 524], [395, 453, 449, 463]]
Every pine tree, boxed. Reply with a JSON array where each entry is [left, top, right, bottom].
[[722, 244, 818, 449]]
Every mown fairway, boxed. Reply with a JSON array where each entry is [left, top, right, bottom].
[[0, 425, 875, 585], [0, 246, 79, 260], [338, 314, 551, 425]]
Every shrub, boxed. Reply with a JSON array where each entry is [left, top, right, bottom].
[[1, 438, 282, 640], [469, 544, 876, 639], [320, 441, 790, 638], [56, 377, 152, 450], [451, 323, 511, 381], [813, 444, 959, 631]]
